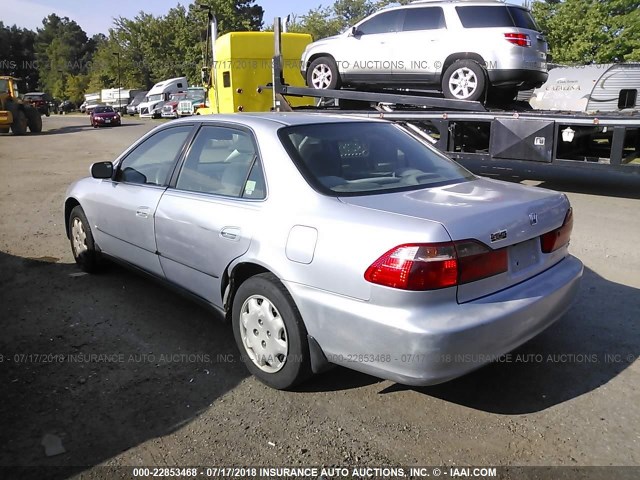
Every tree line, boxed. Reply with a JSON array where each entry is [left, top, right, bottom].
[[1, 0, 638, 104]]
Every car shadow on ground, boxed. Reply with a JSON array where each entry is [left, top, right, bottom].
[[0, 251, 248, 478], [380, 266, 639, 414], [40, 123, 144, 135]]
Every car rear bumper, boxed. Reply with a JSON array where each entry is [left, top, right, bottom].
[[488, 69, 548, 89], [285, 255, 583, 386]]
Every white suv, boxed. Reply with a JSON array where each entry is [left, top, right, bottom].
[[300, 0, 548, 102]]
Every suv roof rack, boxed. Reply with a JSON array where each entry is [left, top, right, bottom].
[[410, 0, 506, 3]]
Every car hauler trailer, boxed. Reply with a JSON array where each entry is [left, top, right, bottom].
[[266, 18, 640, 183]]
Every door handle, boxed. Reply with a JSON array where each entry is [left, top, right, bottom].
[[136, 207, 150, 218], [220, 227, 241, 241]]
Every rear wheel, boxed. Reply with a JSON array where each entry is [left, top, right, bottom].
[[26, 107, 42, 133], [307, 56, 341, 90], [232, 273, 312, 390], [11, 110, 28, 135], [68, 206, 101, 273], [442, 60, 486, 102]]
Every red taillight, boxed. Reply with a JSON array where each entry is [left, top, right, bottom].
[[364, 240, 507, 291], [455, 240, 508, 284], [504, 33, 531, 47], [541, 208, 573, 253]]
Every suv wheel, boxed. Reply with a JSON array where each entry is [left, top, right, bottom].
[[307, 56, 342, 90], [442, 60, 486, 101]]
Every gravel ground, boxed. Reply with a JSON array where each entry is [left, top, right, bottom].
[[0, 115, 638, 479]]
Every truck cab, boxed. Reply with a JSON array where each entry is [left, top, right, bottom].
[[138, 77, 189, 119]]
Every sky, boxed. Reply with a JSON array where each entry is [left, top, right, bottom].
[[3, 0, 323, 35]]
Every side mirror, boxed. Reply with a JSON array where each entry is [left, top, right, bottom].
[[91, 161, 113, 179], [349, 26, 360, 37]]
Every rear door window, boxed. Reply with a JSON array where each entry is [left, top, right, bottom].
[[402, 7, 446, 31], [358, 10, 401, 35]]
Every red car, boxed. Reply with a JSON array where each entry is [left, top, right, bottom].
[[23, 92, 51, 116], [90, 106, 121, 128]]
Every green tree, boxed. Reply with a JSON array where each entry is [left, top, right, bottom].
[[35, 14, 97, 98], [0, 22, 39, 91], [532, 0, 640, 63], [87, 0, 264, 91]]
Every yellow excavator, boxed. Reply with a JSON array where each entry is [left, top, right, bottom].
[[0, 76, 42, 135]]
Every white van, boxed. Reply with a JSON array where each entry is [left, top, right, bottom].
[[138, 77, 188, 118]]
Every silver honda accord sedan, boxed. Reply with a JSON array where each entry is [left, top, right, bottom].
[[64, 113, 583, 390]]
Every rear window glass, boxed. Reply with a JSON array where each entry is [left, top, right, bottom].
[[456, 6, 539, 30], [278, 122, 474, 196], [507, 7, 539, 30]]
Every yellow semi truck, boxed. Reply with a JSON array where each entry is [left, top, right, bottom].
[[196, 30, 313, 114]]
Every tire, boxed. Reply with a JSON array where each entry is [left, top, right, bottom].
[[26, 107, 42, 133], [306, 56, 342, 90], [68, 206, 101, 273], [11, 110, 28, 135], [442, 60, 487, 102], [232, 273, 312, 390], [45, 108, 50, 117]]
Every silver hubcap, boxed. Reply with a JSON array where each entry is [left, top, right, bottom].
[[311, 63, 333, 89], [239, 295, 288, 373], [448, 67, 478, 99], [71, 217, 88, 257]]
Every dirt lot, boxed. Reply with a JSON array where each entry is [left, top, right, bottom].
[[0, 115, 639, 479]]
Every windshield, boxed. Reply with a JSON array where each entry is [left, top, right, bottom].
[[169, 93, 186, 101], [187, 90, 205, 100], [278, 122, 474, 196], [147, 94, 163, 102], [94, 106, 114, 113]]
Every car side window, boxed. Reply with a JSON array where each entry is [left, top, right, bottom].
[[175, 126, 265, 199], [402, 8, 446, 31], [358, 10, 401, 35], [115, 125, 192, 186]]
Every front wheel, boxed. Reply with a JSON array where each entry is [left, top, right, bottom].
[[68, 206, 101, 273], [11, 110, 28, 135], [442, 60, 486, 102], [26, 107, 42, 133], [232, 273, 312, 390], [306, 56, 342, 90]]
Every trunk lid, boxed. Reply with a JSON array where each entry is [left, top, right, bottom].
[[339, 178, 571, 302]]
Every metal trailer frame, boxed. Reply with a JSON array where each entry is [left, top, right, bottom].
[[267, 18, 640, 181]]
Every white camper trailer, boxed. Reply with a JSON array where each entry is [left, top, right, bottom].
[[529, 63, 640, 112], [138, 77, 188, 118]]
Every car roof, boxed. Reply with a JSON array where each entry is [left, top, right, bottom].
[[172, 112, 385, 129], [382, 0, 525, 10]]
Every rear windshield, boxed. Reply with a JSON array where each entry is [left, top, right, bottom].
[[456, 6, 539, 30], [278, 122, 474, 196], [24, 94, 44, 100]]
